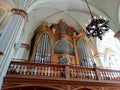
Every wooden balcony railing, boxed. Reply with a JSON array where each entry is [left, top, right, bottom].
[[6, 61, 120, 82]]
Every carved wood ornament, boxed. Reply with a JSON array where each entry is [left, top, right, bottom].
[[30, 20, 94, 66]]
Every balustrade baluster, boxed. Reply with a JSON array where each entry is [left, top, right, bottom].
[[44, 66, 46, 76], [111, 72, 114, 80], [108, 72, 112, 80], [56, 67, 59, 77], [80, 69, 83, 79], [23, 66, 27, 75], [58, 68, 60, 77], [110, 72, 113, 80], [85, 69, 87, 79], [106, 72, 110, 80], [76, 69, 78, 78], [93, 70, 96, 80], [78, 69, 80, 78], [58, 67, 61, 77], [16, 65, 20, 74], [37, 67, 40, 75], [114, 72, 116, 81], [92, 71, 95, 80], [26, 66, 29, 75], [87, 70, 91, 79], [6, 61, 120, 84], [21, 65, 24, 75], [31, 66, 33, 75], [74, 68, 77, 78], [100, 71, 103, 80], [104, 72, 107, 80], [34, 67, 37, 75], [84, 69, 87, 79], [117, 72, 120, 81], [52, 67, 55, 77], [107, 72, 110, 80], [12, 65, 16, 74], [113, 72, 116, 80], [40, 67, 43, 76], [102, 71, 105, 80], [90, 71, 93, 79], [84, 69, 86, 79], [86, 69, 88, 79], [45, 67, 47, 76], [54, 67, 56, 77], [115, 72, 118, 81], [47, 67, 50, 76], [70, 68, 73, 78], [109, 72, 111, 80], [86, 69, 89, 79], [7, 64, 12, 74], [51, 67, 54, 77]]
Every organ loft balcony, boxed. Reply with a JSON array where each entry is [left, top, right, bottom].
[[2, 60, 120, 90], [2, 20, 120, 90]]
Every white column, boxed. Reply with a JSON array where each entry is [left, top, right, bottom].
[[0, 14, 24, 88], [0, 0, 39, 89]]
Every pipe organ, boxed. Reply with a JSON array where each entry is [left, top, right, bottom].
[[30, 20, 94, 67]]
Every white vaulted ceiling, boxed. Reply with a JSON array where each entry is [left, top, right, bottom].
[[0, 0, 120, 39]]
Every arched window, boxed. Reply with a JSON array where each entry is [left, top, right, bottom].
[[108, 54, 120, 70], [97, 30, 120, 69]]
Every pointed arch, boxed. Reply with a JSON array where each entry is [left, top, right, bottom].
[[35, 32, 52, 63], [77, 38, 93, 67], [54, 38, 75, 55]]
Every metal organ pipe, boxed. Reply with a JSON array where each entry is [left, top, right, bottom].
[[45, 34, 48, 63], [44, 33, 47, 63]]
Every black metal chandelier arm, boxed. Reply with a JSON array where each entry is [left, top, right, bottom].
[[85, 0, 110, 40], [85, 0, 94, 18]]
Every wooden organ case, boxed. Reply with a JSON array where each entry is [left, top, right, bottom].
[[30, 20, 94, 67]]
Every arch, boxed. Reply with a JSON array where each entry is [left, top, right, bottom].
[[80, 88, 93, 90], [4, 86, 60, 90], [77, 38, 93, 67], [96, 29, 120, 68], [25, 0, 113, 44], [74, 87, 95, 90], [54, 38, 74, 55], [34, 32, 52, 63]]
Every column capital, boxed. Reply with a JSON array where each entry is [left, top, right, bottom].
[[11, 8, 28, 21], [14, 43, 29, 50], [21, 43, 30, 50]]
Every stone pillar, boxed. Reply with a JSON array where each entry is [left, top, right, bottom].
[[0, 7, 28, 89], [0, 13, 25, 90], [0, 0, 41, 89]]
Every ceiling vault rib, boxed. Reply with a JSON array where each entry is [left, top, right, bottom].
[[36, 10, 82, 32], [66, 12, 82, 31], [36, 10, 63, 30]]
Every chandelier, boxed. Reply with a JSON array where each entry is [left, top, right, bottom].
[[85, 0, 110, 40]]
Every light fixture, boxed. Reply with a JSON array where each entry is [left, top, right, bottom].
[[85, 0, 110, 40]]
